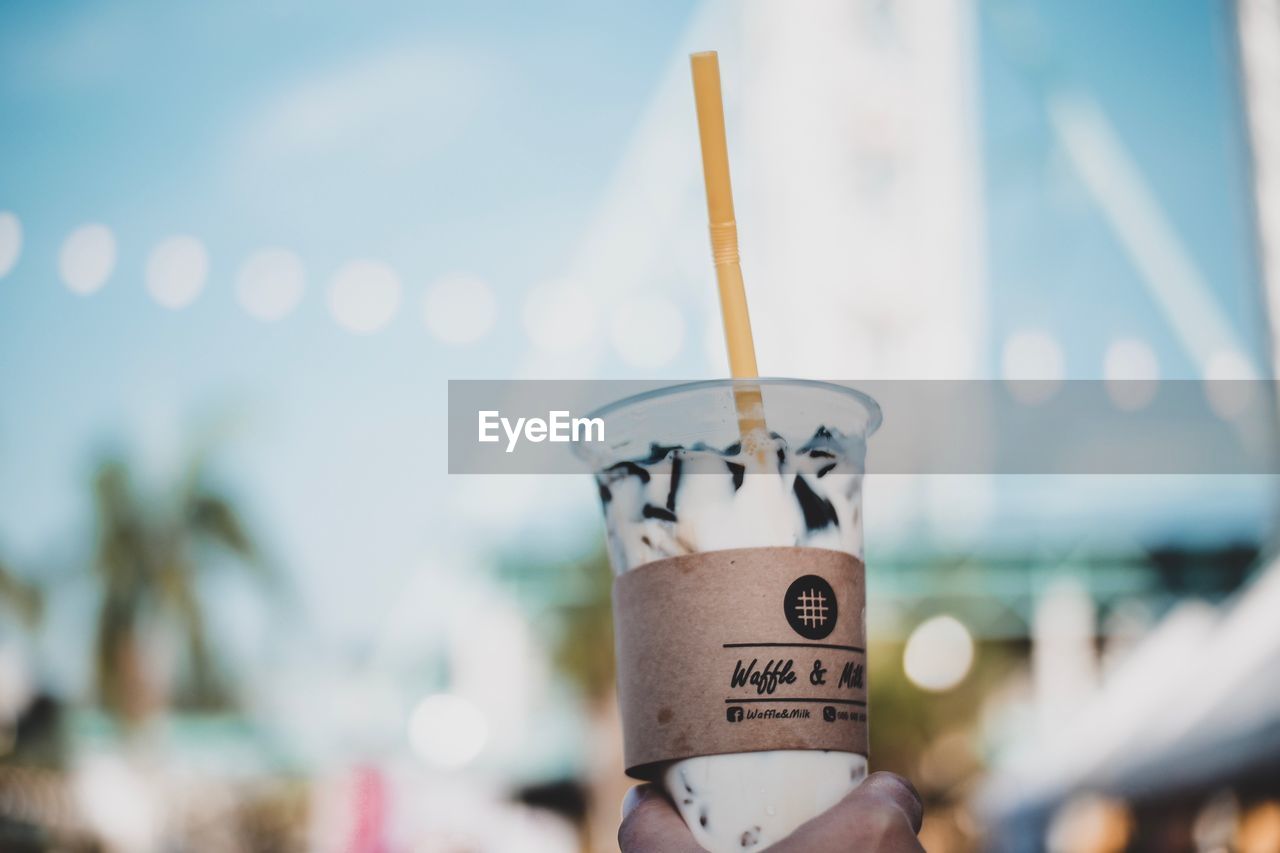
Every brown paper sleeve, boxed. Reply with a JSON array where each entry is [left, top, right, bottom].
[[613, 546, 868, 780]]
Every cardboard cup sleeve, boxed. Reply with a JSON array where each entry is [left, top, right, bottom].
[[612, 546, 869, 779]]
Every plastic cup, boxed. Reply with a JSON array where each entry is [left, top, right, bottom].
[[574, 379, 880, 852]]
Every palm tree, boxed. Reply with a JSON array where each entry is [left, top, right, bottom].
[[0, 557, 41, 629], [90, 452, 273, 725], [547, 551, 616, 705]]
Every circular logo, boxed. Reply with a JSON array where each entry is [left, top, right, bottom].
[[784, 574, 838, 640]]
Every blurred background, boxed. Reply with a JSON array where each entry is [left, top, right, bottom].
[[3, 0, 1280, 850]]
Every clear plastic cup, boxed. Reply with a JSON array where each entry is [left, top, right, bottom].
[[574, 379, 880, 852]]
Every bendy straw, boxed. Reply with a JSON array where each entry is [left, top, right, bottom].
[[690, 50, 766, 443]]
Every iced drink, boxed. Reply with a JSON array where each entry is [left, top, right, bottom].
[[574, 379, 879, 852]]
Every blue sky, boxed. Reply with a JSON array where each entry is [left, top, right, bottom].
[[980, 0, 1267, 378], [0, 1, 697, 637], [0, 0, 1273, 661]]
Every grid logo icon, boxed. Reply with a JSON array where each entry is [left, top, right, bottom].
[[794, 588, 830, 628], [784, 574, 838, 640]]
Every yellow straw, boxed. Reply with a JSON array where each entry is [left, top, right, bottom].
[[690, 51, 767, 446]]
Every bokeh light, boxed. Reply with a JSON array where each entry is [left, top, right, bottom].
[[521, 278, 599, 353], [73, 755, 162, 852], [145, 235, 209, 309], [1238, 801, 1280, 853], [0, 643, 33, 722], [1001, 329, 1065, 405], [1203, 347, 1259, 420], [1045, 794, 1132, 853], [236, 248, 306, 321], [904, 615, 975, 692], [1192, 790, 1240, 852], [609, 293, 685, 369], [327, 259, 401, 333], [0, 211, 21, 278], [1103, 337, 1159, 410], [58, 224, 116, 295], [423, 273, 497, 344], [408, 693, 489, 769]]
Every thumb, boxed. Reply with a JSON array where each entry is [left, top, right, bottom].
[[618, 784, 706, 853], [778, 772, 925, 851]]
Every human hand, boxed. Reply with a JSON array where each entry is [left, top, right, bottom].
[[619, 772, 925, 852]]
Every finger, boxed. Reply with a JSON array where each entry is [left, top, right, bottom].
[[778, 772, 924, 852], [618, 784, 706, 853], [858, 773, 925, 833], [622, 785, 648, 821]]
